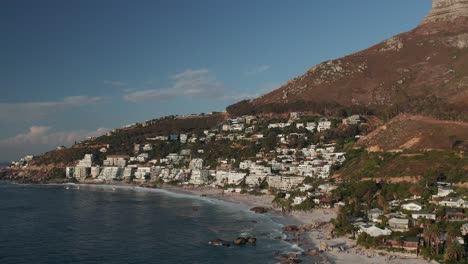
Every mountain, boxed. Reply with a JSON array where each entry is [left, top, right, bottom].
[[228, 0, 468, 122]]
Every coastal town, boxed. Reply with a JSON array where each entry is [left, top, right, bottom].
[[9, 111, 468, 263], [63, 112, 347, 195]]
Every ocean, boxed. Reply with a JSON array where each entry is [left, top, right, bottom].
[[0, 183, 298, 264]]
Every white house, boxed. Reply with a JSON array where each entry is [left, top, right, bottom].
[[401, 202, 423, 211], [244, 175, 267, 187], [226, 172, 246, 185], [143, 144, 153, 151], [189, 159, 204, 170], [77, 154, 94, 167], [439, 197, 465, 208], [305, 122, 316, 132], [359, 224, 392, 237], [412, 212, 436, 220], [134, 167, 152, 180], [292, 196, 308, 206], [317, 118, 331, 132], [189, 169, 210, 185], [368, 208, 384, 223], [267, 176, 304, 191], [239, 160, 253, 170], [388, 218, 411, 232], [433, 187, 454, 198], [103, 155, 128, 167], [180, 134, 188, 144]]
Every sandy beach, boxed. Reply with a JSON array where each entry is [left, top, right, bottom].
[[164, 185, 432, 264]]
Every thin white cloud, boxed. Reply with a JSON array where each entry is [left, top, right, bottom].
[[0, 126, 110, 161], [0, 126, 109, 146], [103, 80, 127, 86], [246, 65, 271, 75], [222, 82, 280, 101], [222, 94, 258, 101], [123, 69, 224, 102], [0, 96, 103, 121]]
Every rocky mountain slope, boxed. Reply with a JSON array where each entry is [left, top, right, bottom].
[[229, 0, 468, 122]]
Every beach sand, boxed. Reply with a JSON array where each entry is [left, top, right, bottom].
[[166, 185, 431, 264]]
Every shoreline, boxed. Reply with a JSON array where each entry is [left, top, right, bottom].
[[3, 180, 432, 264]]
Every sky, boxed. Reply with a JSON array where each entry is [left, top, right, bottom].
[[0, 0, 432, 162]]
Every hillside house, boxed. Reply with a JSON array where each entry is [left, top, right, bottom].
[[134, 167, 152, 180], [444, 208, 467, 221], [103, 155, 128, 167], [439, 197, 465, 208], [368, 208, 384, 223], [292, 196, 308, 206], [239, 160, 253, 170], [244, 175, 266, 187], [305, 122, 316, 131], [189, 159, 204, 170], [402, 202, 423, 211], [411, 212, 436, 221], [359, 224, 392, 237], [180, 134, 188, 143], [143, 144, 153, 151], [388, 218, 411, 232], [342, 115, 362, 125], [317, 118, 331, 132], [189, 169, 210, 185]]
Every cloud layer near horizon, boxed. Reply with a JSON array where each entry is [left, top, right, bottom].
[[0, 126, 109, 161], [0, 96, 103, 122]]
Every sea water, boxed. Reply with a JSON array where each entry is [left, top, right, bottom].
[[0, 183, 297, 264]]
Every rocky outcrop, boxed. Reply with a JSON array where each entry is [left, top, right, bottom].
[[250, 206, 269, 214], [233, 237, 247, 245], [208, 239, 231, 247], [422, 0, 468, 24], [282, 225, 300, 232]]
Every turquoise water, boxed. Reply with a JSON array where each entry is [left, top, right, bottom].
[[0, 183, 297, 264]]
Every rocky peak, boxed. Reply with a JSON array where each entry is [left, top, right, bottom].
[[422, 0, 468, 24]]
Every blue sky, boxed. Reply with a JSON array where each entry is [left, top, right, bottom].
[[0, 0, 431, 161]]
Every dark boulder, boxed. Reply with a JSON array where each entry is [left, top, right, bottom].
[[209, 239, 231, 247], [247, 237, 257, 244], [250, 207, 269, 214], [282, 225, 299, 232], [233, 237, 247, 245]]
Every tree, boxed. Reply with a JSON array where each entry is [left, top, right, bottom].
[[423, 224, 441, 256], [445, 242, 465, 263]]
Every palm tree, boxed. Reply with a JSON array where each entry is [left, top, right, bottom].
[[430, 225, 441, 256], [445, 242, 465, 262], [424, 224, 441, 256], [445, 242, 458, 262], [423, 220, 433, 249], [446, 225, 461, 245]]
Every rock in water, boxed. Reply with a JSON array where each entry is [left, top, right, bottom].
[[250, 207, 268, 214], [247, 237, 257, 244], [209, 239, 231, 247], [282, 225, 299, 232], [233, 237, 247, 245]]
